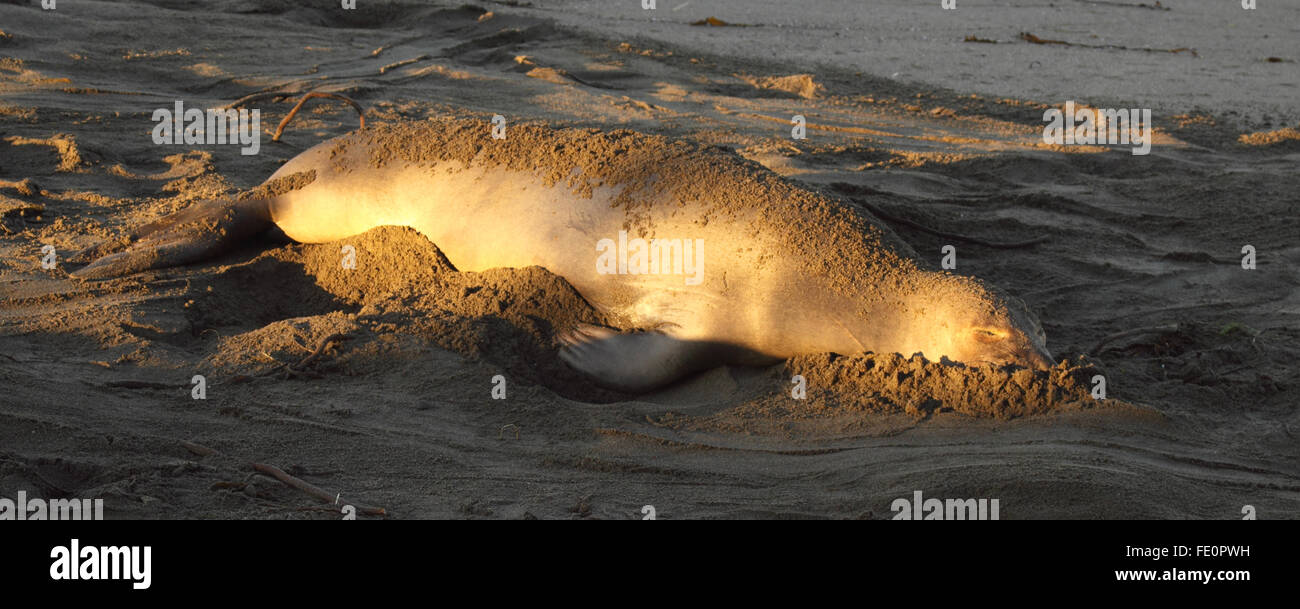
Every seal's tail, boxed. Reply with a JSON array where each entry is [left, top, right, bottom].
[[70, 197, 272, 279]]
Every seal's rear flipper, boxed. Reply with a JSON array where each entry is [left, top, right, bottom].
[[558, 323, 732, 392], [72, 198, 272, 279]]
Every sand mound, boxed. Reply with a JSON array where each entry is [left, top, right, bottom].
[[739, 73, 825, 99], [781, 352, 1099, 419], [1237, 125, 1300, 147], [183, 226, 628, 401], [201, 312, 361, 375], [289, 225, 456, 304], [184, 253, 349, 332]]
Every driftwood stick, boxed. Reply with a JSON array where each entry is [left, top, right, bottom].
[[219, 90, 293, 110], [255, 332, 349, 378], [249, 462, 386, 516], [272, 92, 366, 142], [180, 440, 220, 457], [292, 333, 348, 370]]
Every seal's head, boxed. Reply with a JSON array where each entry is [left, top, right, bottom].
[[910, 274, 1054, 369]]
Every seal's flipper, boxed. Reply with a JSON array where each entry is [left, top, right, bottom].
[[72, 198, 272, 279], [558, 323, 720, 392]]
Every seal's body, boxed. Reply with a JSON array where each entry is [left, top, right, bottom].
[[76, 119, 1052, 391]]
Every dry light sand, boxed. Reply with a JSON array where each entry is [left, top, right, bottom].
[[0, 0, 1297, 518]]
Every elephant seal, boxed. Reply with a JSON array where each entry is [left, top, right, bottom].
[[74, 118, 1053, 391]]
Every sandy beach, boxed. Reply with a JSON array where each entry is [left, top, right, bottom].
[[1, 0, 1297, 519]]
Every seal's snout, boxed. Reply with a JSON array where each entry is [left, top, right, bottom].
[[982, 343, 1052, 370], [999, 330, 1053, 370]]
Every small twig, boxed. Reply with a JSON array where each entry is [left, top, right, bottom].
[[181, 440, 220, 457], [1217, 364, 1255, 377], [499, 424, 521, 440], [1087, 324, 1180, 356], [379, 54, 429, 74], [272, 92, 366, 142], [255, 333, 349, 379], [292, 333, 349, 370], [1020, 31, 1194, 55], [219, 90, 294, 110], [249, 462, 386, 516]]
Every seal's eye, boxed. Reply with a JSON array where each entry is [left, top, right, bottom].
[[972, 328, 1005, 343]]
